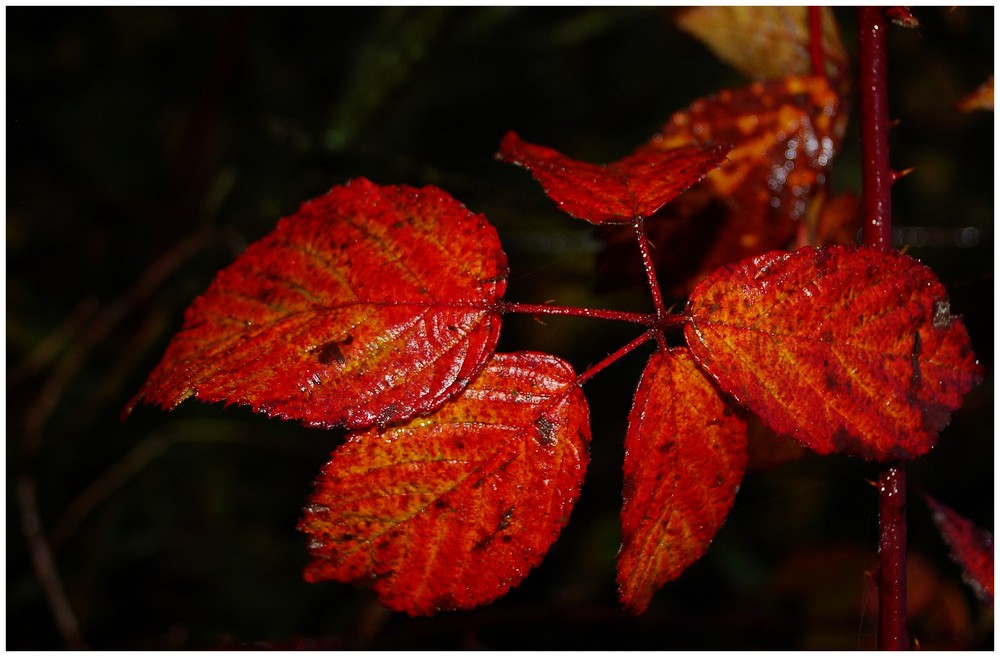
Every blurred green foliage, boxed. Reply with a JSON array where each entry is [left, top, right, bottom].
[[7, 7, 993, 649]]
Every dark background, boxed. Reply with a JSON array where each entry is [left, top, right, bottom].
[[8, 7, 993, 649]]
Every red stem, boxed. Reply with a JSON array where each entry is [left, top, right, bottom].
[[498, 301, 656, 327], [576, 329, 656, 387], [808, 7, 826, 78], [858, 7, 895, 251], [633, 218, 669, 352], [857, 7, 910, 650]]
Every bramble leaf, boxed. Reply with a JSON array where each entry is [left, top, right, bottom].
[[298, 351, 590, 616], [598, 75, 844, 296], [685, 244, 984, 461], [496, 130, 730, 224], [125, 178, 508, 429], [618, 348, 748, 614], [922, 493, 994, 608], [677, 7, 849, 83]]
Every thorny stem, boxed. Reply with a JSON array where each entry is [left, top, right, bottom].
[[858, 7, 895, 253], [857, 6, 910, 650]]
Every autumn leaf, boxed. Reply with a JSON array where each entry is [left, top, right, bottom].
[[125, 178, 508, 429], [956, 74, 994, 113], [922, 493, 994, 608], [618, 348, 748, 614], [685, 245, 984, 461], [496, 130, 730, 224], [677, 7, 849, 83], [298, 351, 590, 616], [796, 189, 862, 249], [598, 75, 844, 297]]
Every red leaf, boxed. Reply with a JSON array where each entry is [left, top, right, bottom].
[[618, 348, 748, 614], [922, 493, 994, 608], [685, 245, 984, 461], [597, 75, 844, 296], [125, 178, 508, 429], [496, 130, 730, 224], [298, 351, 590, 615]]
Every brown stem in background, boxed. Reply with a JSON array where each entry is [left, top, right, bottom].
[[16, 475, 88, 650], [857, 7, 910, 650]]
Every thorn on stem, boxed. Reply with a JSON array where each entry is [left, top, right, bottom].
[[891, 167, 914, 183]]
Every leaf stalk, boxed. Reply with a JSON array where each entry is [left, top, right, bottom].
[[497, 301, 656, 327]]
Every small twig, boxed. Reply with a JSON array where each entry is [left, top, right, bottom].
[[16, 474, 88, 649], [21, 227, 238, 456], [9, 297, 101, 386], [49, 436, 171, 551]]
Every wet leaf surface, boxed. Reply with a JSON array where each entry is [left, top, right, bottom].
[[685, 244, 984, 461], [496, 130, 730, 224], [125, 178, 508, 429], [298, 351, 590, 616], [618, 348, 748, 613], [598, 76, 845, 297]]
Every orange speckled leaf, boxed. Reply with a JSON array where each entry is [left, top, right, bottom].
[[923, 493, 994, 608], [598, 75, 844, 297], [298, 351, 590, 616], [619, 348, 748, 614], [496, 130, 730, 224], [685, 245, 984, 461], [125, 178, 508, 429]]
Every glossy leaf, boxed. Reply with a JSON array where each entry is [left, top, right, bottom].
[[125, 178, 508, 429], [298, 351, 590, 615], [677, 7, 849, 83], [496, 130, 730, 225], [618, 348, 748, 614], [922, 493, 994, 608], [598, 76, 844, 296], [685, 244, 984, 461]]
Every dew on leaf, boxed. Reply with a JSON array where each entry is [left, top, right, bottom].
[[932, 300, 952, 329]]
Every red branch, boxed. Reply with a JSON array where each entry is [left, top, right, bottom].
[[858, 7, 895, 252], [857, 6, 910, 650], [808, 7, 826, 78]]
